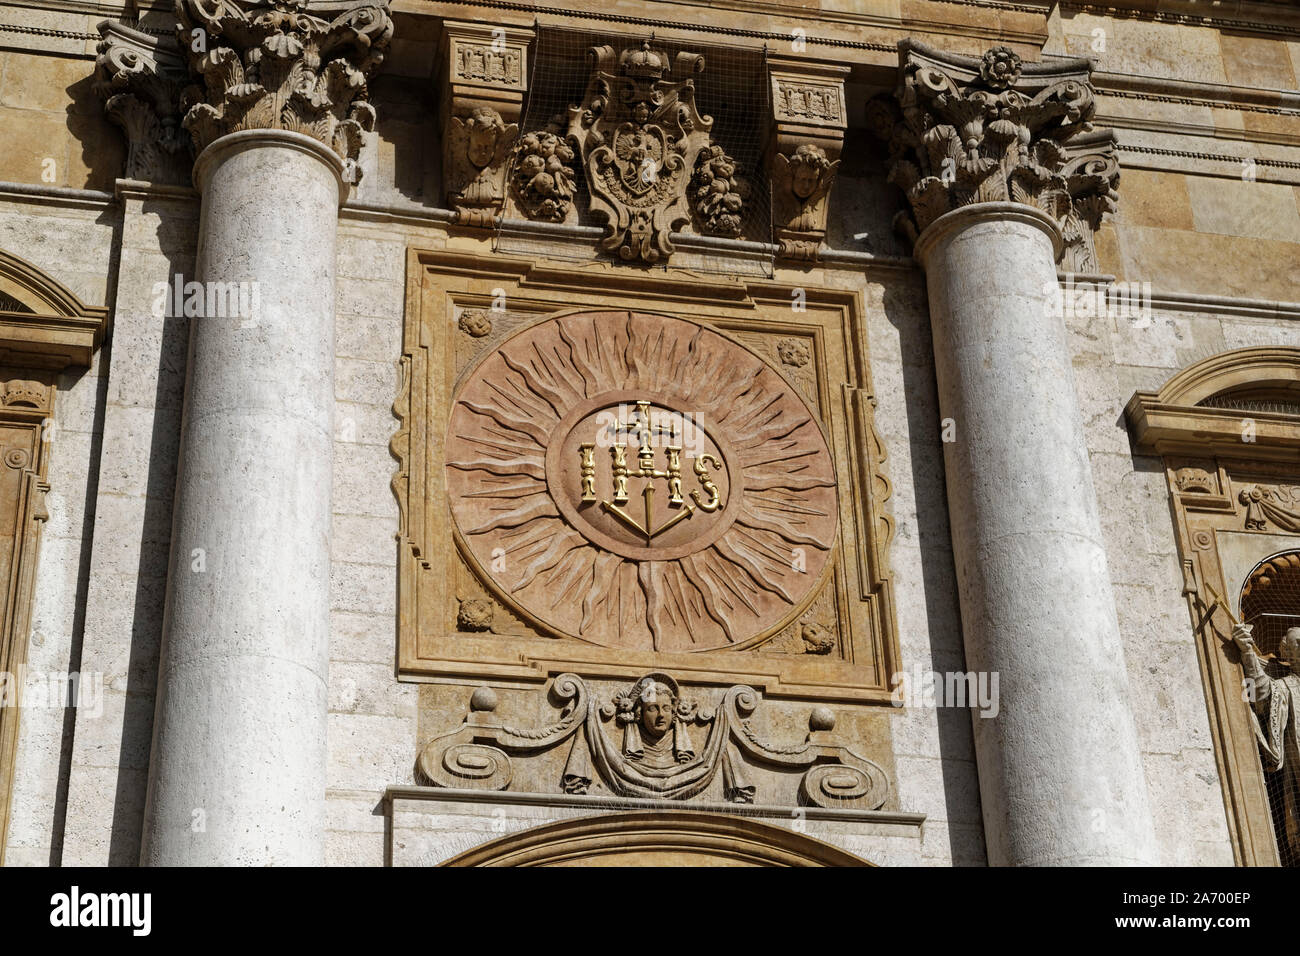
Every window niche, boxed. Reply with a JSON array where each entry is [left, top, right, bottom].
[[0, 250, 107, 861], [1127, 346, 1300, 867]]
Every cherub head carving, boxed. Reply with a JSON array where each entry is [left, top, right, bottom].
[[787, 143, 833, 202], [464, 107, 507, 169]]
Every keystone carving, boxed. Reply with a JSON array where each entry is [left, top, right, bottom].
[[174, 0, 394, 176], [565, 42, 746, 262], [93, 21, 190, 184], [416, 671, 890, 809], [870, 39, 1119, 272]]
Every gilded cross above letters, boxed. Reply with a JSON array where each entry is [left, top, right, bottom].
[[445, 311, 839, 651], [579, 400, 724, 544]]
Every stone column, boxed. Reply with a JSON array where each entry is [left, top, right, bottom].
[[876, 41, 1158, 865], [99, 2, 392, 865]]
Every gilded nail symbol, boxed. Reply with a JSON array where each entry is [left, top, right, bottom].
[[579, 401, 723, 542]]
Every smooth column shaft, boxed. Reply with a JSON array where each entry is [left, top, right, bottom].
[[916, 203, 1157, 866], [141, 131, 341, 865]]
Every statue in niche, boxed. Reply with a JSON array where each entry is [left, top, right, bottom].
[[1233, 623, 1300, 860]]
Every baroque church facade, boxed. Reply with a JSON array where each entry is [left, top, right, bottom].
[[0, 0, 1297, 866]]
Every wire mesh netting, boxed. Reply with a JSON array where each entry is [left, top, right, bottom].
[[1239, 549, 1300, 867], [495, 24, 773, 274]]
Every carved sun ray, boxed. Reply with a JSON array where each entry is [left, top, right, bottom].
[[446, 311, 838, 652]]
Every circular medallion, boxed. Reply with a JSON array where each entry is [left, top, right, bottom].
[[445, 310, 837, 652]]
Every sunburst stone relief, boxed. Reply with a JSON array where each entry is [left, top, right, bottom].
[[445, 310, 839, 652]]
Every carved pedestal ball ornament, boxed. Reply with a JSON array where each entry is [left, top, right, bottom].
[[445, 311, 838, 652]]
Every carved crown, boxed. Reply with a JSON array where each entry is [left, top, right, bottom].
[[620, 41, 668, 79]]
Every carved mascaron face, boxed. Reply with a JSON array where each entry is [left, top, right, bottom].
[[639, 682, 676, 739], [791, 161, 821, 201], [467, 121, 500, 169]]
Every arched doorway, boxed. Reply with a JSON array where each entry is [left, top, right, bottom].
[[441, 811, 873, 867]]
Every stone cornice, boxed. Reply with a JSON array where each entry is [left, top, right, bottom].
[[871, 39, 1119, 272]]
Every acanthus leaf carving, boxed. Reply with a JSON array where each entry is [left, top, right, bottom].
[[173, 0, 394, 175], [93, 21, 191, 184], [872, 40, 1119, 271], [416, 672, 891, 810]]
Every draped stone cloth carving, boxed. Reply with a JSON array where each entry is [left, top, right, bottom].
[[1239, 486, 1300, 533], [416, 673, 889, 809]]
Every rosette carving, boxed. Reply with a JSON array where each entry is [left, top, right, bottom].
[[870, 39, 1119, 271], [174, 0, 393, 174]]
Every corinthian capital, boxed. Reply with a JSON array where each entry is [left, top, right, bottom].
[[175, 0, 393, 176], [871, 40, 1119, 272], [94, 21, 191, 184]]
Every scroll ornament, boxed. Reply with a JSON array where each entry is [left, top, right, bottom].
[[870, 40, 1119, 272], [565, 42, 746, 261], [174, 0, 394, 175], [416, 672, 890, 809], [93, 21, 190, 183]]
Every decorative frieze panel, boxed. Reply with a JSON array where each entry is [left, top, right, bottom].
[[395, 250, 899, 702], [870, 39, 1119, 272], [417, 672, 891, 809]]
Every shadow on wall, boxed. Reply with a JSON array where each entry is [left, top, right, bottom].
[[882, 278, 989, 866], [66, 71, 127, 191]]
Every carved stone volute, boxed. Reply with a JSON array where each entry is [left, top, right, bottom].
[[871, 39, 1119, 271], [94, 21, 190, 184], [174, 0, 393, 178]]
